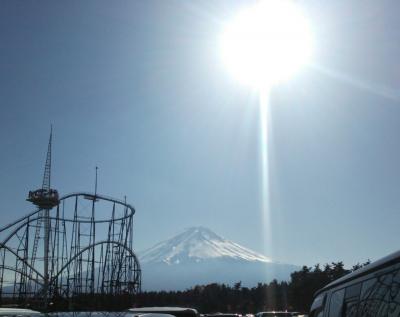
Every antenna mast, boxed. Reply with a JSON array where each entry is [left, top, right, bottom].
[[27, 126, 59, 209], [26, 126, 59, 311], [42, 125, 53, 190]]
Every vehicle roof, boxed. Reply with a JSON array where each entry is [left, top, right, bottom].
[[256, 313, 300, 316], [129, 314, 176, 317], [205, 313, 241, 317], [0, 308, 41, 316], [315, 249, 400, 296], [129, 308, 198, 313], [205, 313, 240, 316]]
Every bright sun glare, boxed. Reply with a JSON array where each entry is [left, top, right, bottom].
[[221, 0, 313, 88]]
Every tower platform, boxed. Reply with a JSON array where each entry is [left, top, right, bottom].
[[27, 188, 59, 209]]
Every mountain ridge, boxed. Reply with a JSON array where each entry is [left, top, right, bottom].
[[138, 227, 299, 291], [139, 226, 272, 265]]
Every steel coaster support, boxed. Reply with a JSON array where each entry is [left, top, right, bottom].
[[0, 192, 141, 306]]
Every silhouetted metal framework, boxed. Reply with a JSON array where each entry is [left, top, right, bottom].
[[0, 192, 141, 305]]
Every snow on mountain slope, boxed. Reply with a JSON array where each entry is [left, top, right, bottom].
[[138, 227, 299, 291], [139, 226, 272, 265]]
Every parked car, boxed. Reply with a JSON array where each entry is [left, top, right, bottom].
[[128, 307, 199, 317], [309, 249, 400, 316], [256, 312, 302, 317], [0, 308, 41, 316], [204, 314, 241, 317]]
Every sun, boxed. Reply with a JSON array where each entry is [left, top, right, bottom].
[[220, 0, 313, 88]]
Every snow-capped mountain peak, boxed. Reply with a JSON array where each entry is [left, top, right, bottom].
[[139, 226, 272, 265]]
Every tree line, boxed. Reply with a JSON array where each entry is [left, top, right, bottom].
[[136, 261, 370, 314], [4, 261, 369, 312]]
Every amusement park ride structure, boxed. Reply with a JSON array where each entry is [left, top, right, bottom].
[[0, 128, 141, 309]]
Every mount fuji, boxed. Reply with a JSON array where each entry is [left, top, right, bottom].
[[138, 227, 299, 291]]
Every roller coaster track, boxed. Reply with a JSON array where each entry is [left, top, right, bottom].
[[0, 192, 141, 306]]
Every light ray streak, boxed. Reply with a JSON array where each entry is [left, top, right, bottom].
[[313, 64, 400, 101], [259, 89, 273, 266]]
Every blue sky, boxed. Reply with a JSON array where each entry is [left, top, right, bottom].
[[1, 0, 400, 267]]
